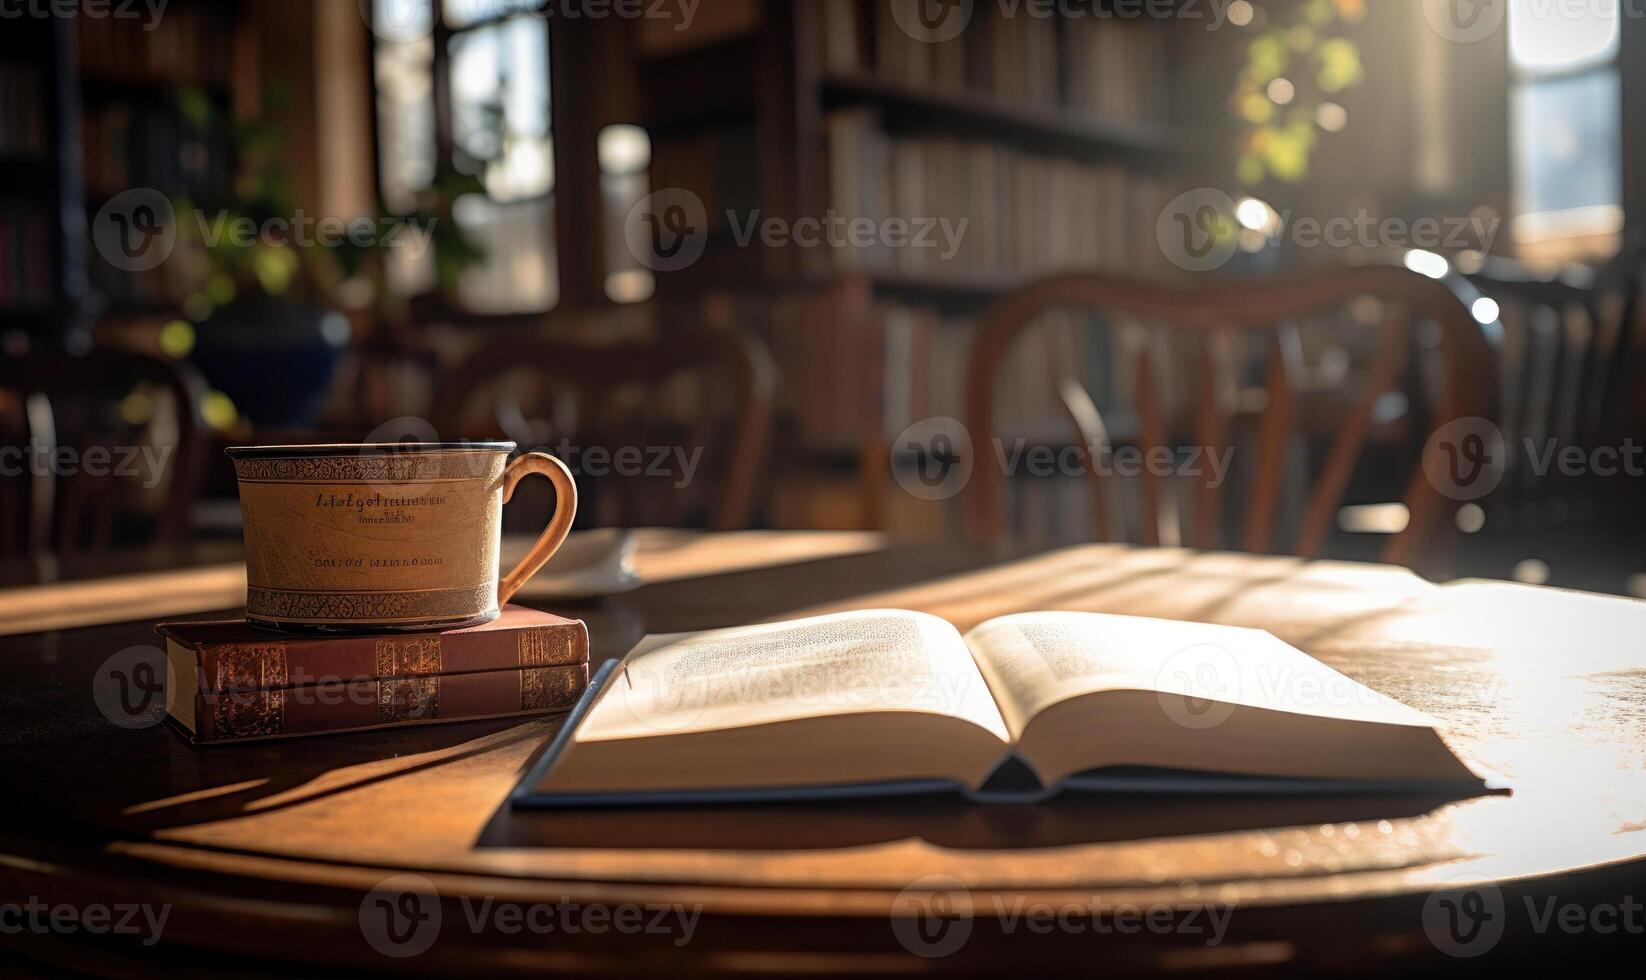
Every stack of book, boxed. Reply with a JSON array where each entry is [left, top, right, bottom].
[[156, 606, 589, 744]]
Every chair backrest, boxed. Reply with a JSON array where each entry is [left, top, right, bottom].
[[964, 265, 1497, 573], [434, 327, 776, 530], [0, 349, 208, 556], [1463, 259, 1615, 521]]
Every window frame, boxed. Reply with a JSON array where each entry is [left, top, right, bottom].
[[1506, 5, 1626, 261], [367, 0, 610, 319]]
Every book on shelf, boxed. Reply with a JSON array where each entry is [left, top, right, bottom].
[[0, 61, 47, 157], [77, 4, 235, 88], [513, 609, 1485, 807], [0, 203, 53, 310], [822, 109, 1177, 279], [156, 605, 589, 744], [820, 0, 1169, 123]]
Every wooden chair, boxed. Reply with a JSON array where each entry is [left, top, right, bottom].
[[1457, 251, 1646, 591], [434, 327, 776, 530], [964, 265, 1498, 574], [1462, 257, 1618, 526], [0, 349, 208, 556]]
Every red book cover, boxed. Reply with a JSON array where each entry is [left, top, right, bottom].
[[180, 662, 588, 744], [156, 604, 588, 693]]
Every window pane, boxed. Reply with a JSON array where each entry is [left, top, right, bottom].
[[444, 0, 543, 29], [1509, 0, 1618, 73], [1512, 70, 1622, 217], [375, 35, 437, 213], [453, 193, 558, 312], [374, 0, 434, 43], [448, 16, 554, 202]]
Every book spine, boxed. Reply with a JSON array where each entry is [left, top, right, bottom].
[[193, 621, 589, 693], [190, 664, 588, 743]]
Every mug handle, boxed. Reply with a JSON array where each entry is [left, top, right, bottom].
[[497, 452, 579, 606]]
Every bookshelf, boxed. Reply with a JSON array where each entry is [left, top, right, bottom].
[[0, 1, 253, 349], [0, 19, 86, 342], [639, 0, 1223, 535], [77, 1, 245, 319]]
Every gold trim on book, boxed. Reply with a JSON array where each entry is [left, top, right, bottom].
[[520, 665, 587, 711], [378, 677, 440, 723], [517, 627, 575, 667], [214, 643, 288, 692], [374, 637, 443, 677], [213, 689, 285, 739]]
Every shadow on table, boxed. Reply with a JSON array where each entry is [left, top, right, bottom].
[[475, 788, 1488, 852]]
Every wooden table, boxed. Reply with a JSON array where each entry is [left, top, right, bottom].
[[3, 535, 1645, 975]]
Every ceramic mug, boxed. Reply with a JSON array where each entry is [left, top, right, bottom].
[[226, 442, 577, 633]]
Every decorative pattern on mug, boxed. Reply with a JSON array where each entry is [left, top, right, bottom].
[[247, 586, 496, 624], [230, 453, 501, 483]]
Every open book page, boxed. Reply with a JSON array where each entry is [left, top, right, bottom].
[[965, 612, 1476, 786], [534, 610, 1013, 794]]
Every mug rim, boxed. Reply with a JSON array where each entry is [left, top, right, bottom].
[[226, 441, 516, 459]]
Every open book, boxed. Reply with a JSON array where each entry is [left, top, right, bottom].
[[512, 610, 1482, 807]]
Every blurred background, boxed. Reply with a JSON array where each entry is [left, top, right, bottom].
[[2, 0, 1643, 595]]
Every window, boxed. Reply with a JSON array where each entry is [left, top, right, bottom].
[[598, 123, 654, 304], [1508, 0, 1623, 260], [370, 0, 558, 313]]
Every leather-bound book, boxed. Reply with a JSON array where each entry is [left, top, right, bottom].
[[156, 605, 588, 744]]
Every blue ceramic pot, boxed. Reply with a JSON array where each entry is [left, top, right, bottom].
[[191, 294, 351, 427]]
